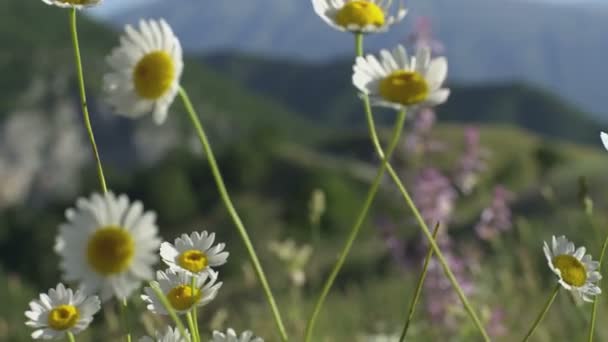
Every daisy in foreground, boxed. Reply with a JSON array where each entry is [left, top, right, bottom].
[[160, 231, 229, 275], [55, 192, 161, 301], [41, 0, 101, 9], [543, 235, 601, 302], [142, 268, 222, 314], [211, 328, 264, 342], [353, 45, 449, 111], [25, 283, 101, 340], [104, 18, 183, 125], [312, 0, 406, 33], [140, 326, 190, 342]]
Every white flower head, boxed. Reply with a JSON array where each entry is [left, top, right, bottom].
[[142, 268, 222, 315], [55, 192, 161, 302], [41, 0, 101, 9], [353, 44, 450, 111], [543, 235, 602, 302], [313, 0, 406, 34], [160, 231, 229, 276], [600, 131, 608, 150], [104, 18, 184, 125], [25, 283, 101, 340], [139, 326, 190, 342], [211, 328, 264, 342]]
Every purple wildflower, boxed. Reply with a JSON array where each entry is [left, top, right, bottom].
[[475, 186, 513, 241], [412, 168, 457, 241], [454, 126, 488, 194], [405, 109, 444, 155]]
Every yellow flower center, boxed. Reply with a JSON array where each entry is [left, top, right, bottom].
[[178, 250, 208, 273], [47, 305, 79, 330], [335, 1, 385, 29], [553, 254, 587, 287], [133, 51, 175, 100], [379, 70, 430, 106], [167, 285, 201, 311], [86, 226, 135, 275]]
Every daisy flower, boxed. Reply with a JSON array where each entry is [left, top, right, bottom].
[[41, 0, 101, 9], [25, 283, 101, 340], [104, 18, 183, 125], [160, 231, 229, 275], [211, 328, 263, 342], [312, 0, 406, 34], [600, 131, 608, 150], [543, 235, 602, 302], [142, 268, 222, 314], [55, 192, 161, 301], [353, 44, 450, 111], [139, 326, 191, 342]]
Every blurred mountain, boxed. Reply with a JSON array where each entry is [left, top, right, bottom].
[[103, 0, 608, 119], [201, 52, 604, 145]]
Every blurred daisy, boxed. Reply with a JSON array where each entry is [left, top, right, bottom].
[[104, 18, 183, 125], [601, 131, 608, 150], [312, 0, 406, 33], [160, 231, 229, 275], [353, 45, 450, 111], [139, 326, 190, 342], [142, 268, 222, 314], [55, 192, 161, 301], [543, 235, 601, 302], [41, 0, 101, 9], [25, 283, 101, 340], [211, 328, 263, 342]]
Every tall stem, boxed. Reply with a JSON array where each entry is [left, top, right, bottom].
[[69, 9, 108, 194], [304, 109, 408, 342], [522, 284, 560, 342], [118, 299, 131, 342], [178, 87, 288, 341], [587, 229, 608, 341], [356, 33, 490, 341], [399, 223, 441, 341], [66, 331, 76, 342]]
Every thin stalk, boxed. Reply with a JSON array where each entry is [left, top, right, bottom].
[[119, 299, 131, 342], [304, 109, 408, 342], [178, 87, 288, 341], [356, 34, 490, 340], [186, 312, 198, 342], [399, 222, 441, 341], [191, 277, 201, 342], [66, 331, 76, 342], [69, 8, 108, 193], [522, 284, 560, 342], [587, 230, 608, 341], [148, 282, 190, 342]]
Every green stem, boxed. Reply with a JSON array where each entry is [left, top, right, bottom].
[[186, 312, 198, 342], [399, 222, 441, 342], [191, 277, 201, 342], [149, 281, 190, 342], [356, 34, 490, 341], [66, 331, 76, 342], [69, 8, 108, 194], [119, 299, 131, 342], [522, 284, 560, 342], [304, 109, 408, 342], [587, 229, 608, 342], [178, 87, 288, 341]]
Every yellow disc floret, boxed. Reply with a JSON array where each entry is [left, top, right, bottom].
[[379, 70, 430, 106], [48, 305, 79, 330], [178, 250, 209, 273], [335, 1, 385, 29], [133, 51, 175, 99], [167, 285, 201, 311], [553, 254, 587, 287], [86, 226, 135, 275]]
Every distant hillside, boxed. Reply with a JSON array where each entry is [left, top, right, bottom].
[[103, 0, 608, 119], [201, 53, 604, 145]]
